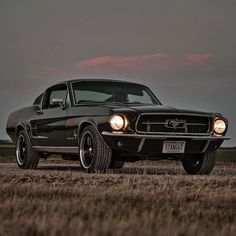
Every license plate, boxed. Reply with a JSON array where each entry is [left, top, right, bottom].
[[162, 141, 186, 153]]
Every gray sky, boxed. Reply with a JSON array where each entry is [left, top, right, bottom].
[[0, 0, 236, 146]]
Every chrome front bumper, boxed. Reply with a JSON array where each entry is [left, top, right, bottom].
[[102, 131, 230, 140], [101, 131, 230, 154]]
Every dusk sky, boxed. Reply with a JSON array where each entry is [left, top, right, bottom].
[[0, 0, 236, 146]]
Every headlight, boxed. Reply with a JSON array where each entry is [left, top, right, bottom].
[[214, 119, 227, 135], [109, 114, 128, 131]]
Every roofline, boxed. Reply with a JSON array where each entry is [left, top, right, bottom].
[[58, 78, 146, 87]]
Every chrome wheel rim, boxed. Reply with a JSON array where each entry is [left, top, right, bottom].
[[79, 131, 94, 169], [16, 135, 27, 165]]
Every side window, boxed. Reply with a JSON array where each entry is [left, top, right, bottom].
[[33, 93, 43, 106], [44, 84, 68, 109]]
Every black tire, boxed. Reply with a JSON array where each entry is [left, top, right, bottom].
[[109, 160, 125, 169], [181, 151, 216, 175], [16, 130, 40, 169], [79, 125, 111, 173]]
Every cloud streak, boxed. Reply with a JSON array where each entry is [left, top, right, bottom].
[[76, 53, 216, 72], [33, 53, 217, 78]]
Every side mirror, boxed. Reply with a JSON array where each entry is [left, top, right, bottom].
[[51, 98, 69, 110], [52, 98, 64, 107]]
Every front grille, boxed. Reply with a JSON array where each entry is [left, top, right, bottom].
[[136, 114, 211, 135]]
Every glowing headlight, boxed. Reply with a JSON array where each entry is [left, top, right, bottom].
[[109, 115, 127, 131], [214, 119, 227, 135]]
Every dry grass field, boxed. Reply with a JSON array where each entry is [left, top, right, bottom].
[[0, 155, 236, 236]]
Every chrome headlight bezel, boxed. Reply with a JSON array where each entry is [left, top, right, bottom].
[[109, 114, 128, 131], [213, 118, 227, 135]]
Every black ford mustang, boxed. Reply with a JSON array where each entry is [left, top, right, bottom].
[[6, 79, 229, 174]]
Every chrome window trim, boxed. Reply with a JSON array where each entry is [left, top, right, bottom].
[[42, 82, 71, 110], [70, 81, 161, 106], [70, 81, 77, 106]]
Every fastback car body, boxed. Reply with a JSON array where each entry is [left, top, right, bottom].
[[6, 79, 229, 174]]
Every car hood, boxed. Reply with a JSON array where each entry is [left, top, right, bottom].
[[112, 105, 215, 116]]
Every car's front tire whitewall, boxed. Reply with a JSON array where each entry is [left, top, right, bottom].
[[79, 125, 111, 173]]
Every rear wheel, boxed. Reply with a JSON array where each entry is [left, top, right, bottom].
[[109, 160, 125, 169], [181, 151, 216, 175], [79, 126, 111, 173], [16, 130, 39, 169]]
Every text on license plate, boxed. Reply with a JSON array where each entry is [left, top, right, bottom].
[[162, 141, 186, 153]]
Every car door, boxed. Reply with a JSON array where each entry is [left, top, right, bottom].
[[31, 83, 68, 147]]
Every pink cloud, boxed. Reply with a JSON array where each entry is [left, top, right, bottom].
[[77, 53, 176, 70], [182, 54, 216, 67], [30, 53, 217, 78], [75, 53, 216, 73]]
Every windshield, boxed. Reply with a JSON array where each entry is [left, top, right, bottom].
[[71, 81, 160, 105]]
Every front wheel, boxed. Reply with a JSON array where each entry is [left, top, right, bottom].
[[79, 126, 111, 173], [181, 151, 216, 175], [16, 130, 40, 169]]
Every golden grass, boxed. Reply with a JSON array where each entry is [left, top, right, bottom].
[[0, 160, 235, 236]]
